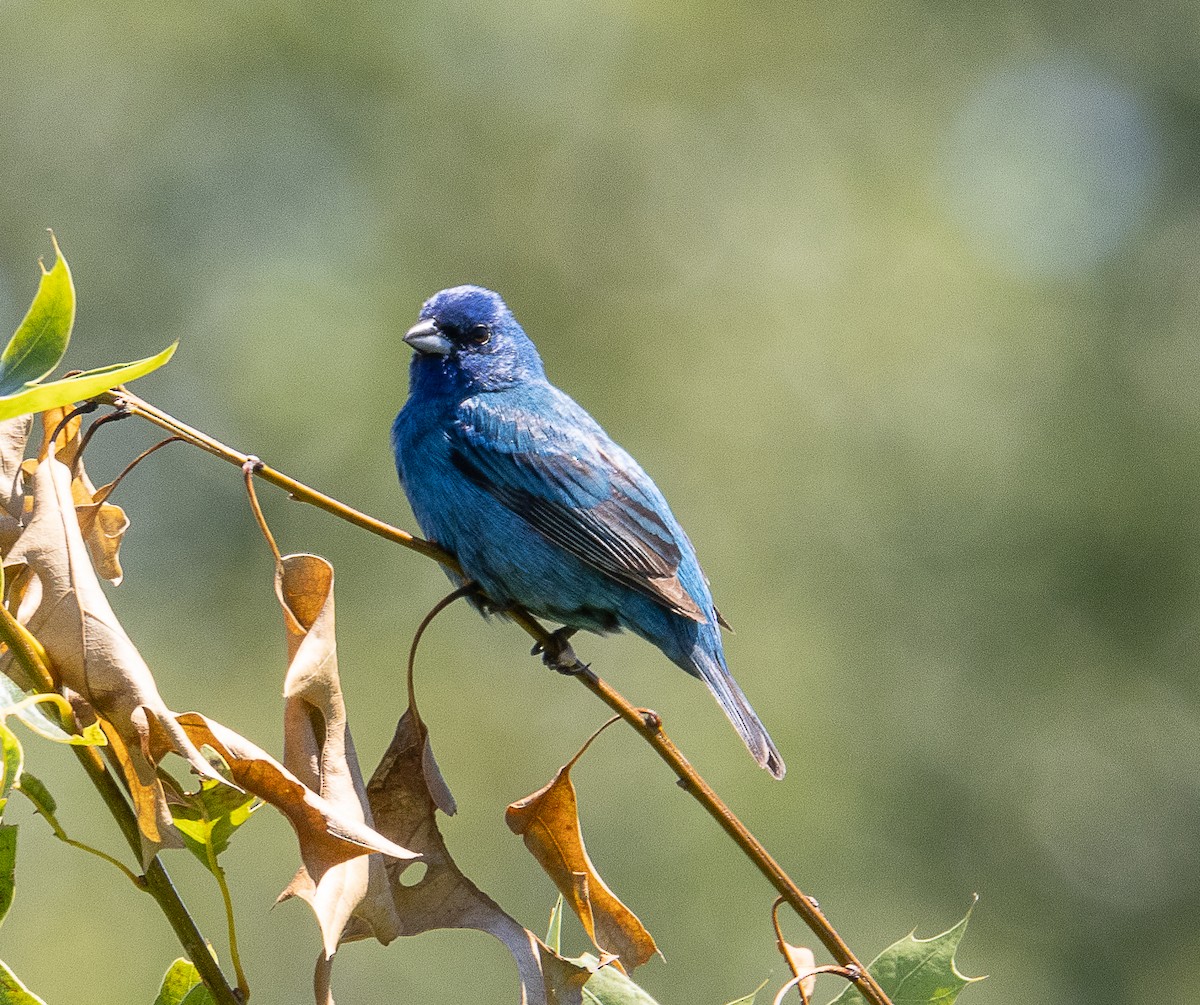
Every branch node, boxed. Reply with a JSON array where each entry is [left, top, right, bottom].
[[638, 707, 662, 730], [242, 455, 265, 475]]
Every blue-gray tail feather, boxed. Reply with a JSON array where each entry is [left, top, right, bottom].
[[692, 647, 786, 780]]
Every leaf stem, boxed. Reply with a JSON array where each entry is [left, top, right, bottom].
[[15, 782, 144, 888], [96, 388, 894, 1005], [204, 840, 250, 1000], [0, 607, 243, 1005]]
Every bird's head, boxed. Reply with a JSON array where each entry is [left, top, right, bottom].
[[403, 285, 545, 393]]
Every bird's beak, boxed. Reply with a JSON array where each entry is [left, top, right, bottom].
[[403, 318, 453, 356]]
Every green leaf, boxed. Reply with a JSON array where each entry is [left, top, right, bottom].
[[0, 677, 106, 747], [14, 774, 56, 821], [575, 954, 662, 1005], [0, 956, 47, 1004], [545, 895, 565, 954], [724, 979, 768, 1004], [0, 235, 75, 397], [827, 904, 984, 1005], [0, 344, 176, 422], [153, 959, 216, 1005], [0, 825, 16, 928], [0, 723, 22, 814], [169, 777, 258, 872]]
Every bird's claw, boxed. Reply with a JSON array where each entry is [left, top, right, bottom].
[[533, 627, 585, 675]]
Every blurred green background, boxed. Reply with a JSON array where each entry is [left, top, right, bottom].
[[2, 2, 1197, 1003]]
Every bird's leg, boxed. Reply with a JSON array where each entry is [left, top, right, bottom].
[[531, 627, 586, 675]]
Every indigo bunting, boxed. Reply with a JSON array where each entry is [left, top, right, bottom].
[[392, 286, 784, 779]]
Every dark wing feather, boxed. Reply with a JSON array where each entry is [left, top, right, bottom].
[[450, 392, 707, 622]]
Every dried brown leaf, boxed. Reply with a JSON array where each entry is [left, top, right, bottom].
[[778, 944, 817, 1002], [39, 404, 129, 584], [166, 711, 418, 876], [3, 452, 220, 863], [73, 490, 128, 586], [38, 406, 81, 464], [356, 709, 590, 1005], [273, 553, 403, 962], [506, 743, 659, 973], [0, 416, 31, 553]]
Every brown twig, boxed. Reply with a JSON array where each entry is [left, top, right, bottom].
[[93, 387, 894, 1005], [89, 435, 185, 503], [406, 584, 477, 712], [242, 457, 282, 563]]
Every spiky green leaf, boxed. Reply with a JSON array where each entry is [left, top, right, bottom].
[[575, 954, 662, 1005], [0, 825, 16, 928], [0, 723, 22, 814], [0, 344, 176, 422], [0, 677, 106, 747], [546, 895, 565, 954], [153, 959, 217, 1005], [0, 235, 75, 397], [0, 957, 47, 1004], [169, 777, 258, 872], [828, 904, 984, 1005]]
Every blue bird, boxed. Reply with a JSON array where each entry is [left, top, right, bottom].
[[392, 285, 785, 779]]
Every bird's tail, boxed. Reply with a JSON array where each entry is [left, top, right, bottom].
[[691, 647, 786, 780]]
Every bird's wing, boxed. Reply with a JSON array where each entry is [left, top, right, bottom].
[[449, 388, 707, 623]]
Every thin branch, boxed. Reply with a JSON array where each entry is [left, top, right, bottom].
[[0, 606, 243, 1005], [242, 457, 281, 563], [14, 782, 145, 888], [93, 388, 894, 1005], [74, 401, 133, 471], [43, 400, 99, 460], [407, 584, 476, 713], [90, 435, 184, 504], [205, 839, 250, 1000]]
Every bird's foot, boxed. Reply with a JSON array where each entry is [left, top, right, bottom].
[[532, 627, 586, 675]]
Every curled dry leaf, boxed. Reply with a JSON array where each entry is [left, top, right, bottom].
[[775, 944, 817, 1003], [156, 713, 416, 877], [352, 708, 591, 1005], [40, 406, 128, 585], [0, 416, 31, 553], [273, 553, 403, 961], [2, 451, 221, 863], [506, 734, 659, 974]]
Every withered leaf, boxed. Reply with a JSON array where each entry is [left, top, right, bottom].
[[165, 712, 417, 877], [40, 405, 128, 584], [0, 416, 31, 553], [37, 407, 80, 466], [356, 709, 591, 1005], [2, 451, 221, 864], [775, 944, 817, 1002], [73, 492, 128, 586], [506, 735, 659, 974], [273, 553, 402, 962]]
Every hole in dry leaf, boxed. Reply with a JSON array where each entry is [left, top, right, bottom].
[[397, 861, 428, 887]]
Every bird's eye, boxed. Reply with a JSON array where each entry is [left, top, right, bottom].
[[469, 324, 491, 346]]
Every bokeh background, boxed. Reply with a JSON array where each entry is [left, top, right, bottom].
[[1, 3, 1197, 1003]]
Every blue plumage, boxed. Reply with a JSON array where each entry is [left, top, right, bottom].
[[392, 285, 784, 779]]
